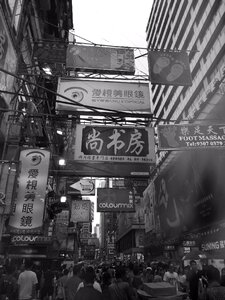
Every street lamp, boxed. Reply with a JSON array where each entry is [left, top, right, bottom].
[[60, 196, 67, 203]]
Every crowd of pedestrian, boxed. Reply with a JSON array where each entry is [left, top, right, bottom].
[[0, 258, 225, 300]]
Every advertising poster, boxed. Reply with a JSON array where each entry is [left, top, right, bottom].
[[148, 50, 192, 86], [9, 149, 50, 234], [97, 188, 135, 212], [66, 45, 135, 75], [74, 125, 156, 164], [154, 151, 225, 238], [56, 78, 151, 113]]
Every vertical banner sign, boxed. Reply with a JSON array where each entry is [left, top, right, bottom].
[[74, 125, 156, 164], [148, 50, 192, 86], [9, 149, 50, 234]]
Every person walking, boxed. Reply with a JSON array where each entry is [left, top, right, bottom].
[[109, 266, 136, 300], [187, 260, 202, 300], [56, 269, 69, 300], [163, 262, 179, 288], [64, 264, 82, 300], [205, 265, 225, 300], [0, 264, 18, 300], [74, 266, 103, 300], [17, 260, 38, 300]]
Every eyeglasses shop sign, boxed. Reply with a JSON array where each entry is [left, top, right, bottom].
[[97, 188, 135, 212]]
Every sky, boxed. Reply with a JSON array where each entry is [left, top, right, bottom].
[[72, 0, 154, 76], [71, 0, 154, 228]]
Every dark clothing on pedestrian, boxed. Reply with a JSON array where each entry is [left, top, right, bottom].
[[109, 281, 135, 300], [74, 285, 103, 300], [64, 274, 82, 300], [187, 270, 201, 300]]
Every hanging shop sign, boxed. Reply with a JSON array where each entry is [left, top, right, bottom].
[[56, 78, 151, 113], [66, 45, 135, 75], [157, 124, 225, 150], [67, 178, 95, 195], [0, 7, 17, 105], [8, 149, 50, 234], [74, 125, 156, 164], [11, 235, 52, 244], [70, 200, 91, 223], [201, 240, 225, 252], [148, 50, 192, 86], [97, 188, 135, 212], [33, 40, 67, 63]]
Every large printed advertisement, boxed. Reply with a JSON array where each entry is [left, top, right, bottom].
[[147, 151, 225, 239]]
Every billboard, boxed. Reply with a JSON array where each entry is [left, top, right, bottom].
[[154, 151, 225, 238], [70, 200, 91, 223], [97, 188, 135, 212], [56, 78, 151, 113], [66, 45, 135, 75], [148, 50, 192, 86], [74, 125, 156, 164], [157, 124, 225, 150], [9, 149, 50, 234]]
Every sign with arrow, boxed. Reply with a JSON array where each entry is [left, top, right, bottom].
[[67, 178, 95, 195]]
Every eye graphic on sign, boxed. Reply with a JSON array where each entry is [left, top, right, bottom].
[[64, 87, 88, 103], [26, 151, 46, 166]]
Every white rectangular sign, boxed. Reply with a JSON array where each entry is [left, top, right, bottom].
[[9, 149, 50, 234], [56, 78, 151, 113]]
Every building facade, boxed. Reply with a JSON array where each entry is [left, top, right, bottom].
[[0, 0, 73, 263], [144, 0, 225, 262]]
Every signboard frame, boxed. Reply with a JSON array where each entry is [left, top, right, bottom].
[[74, 124, 156, 164], [66, 45, 135, 75], [157, 124, 225, 150], [56, 78, 151, 113]]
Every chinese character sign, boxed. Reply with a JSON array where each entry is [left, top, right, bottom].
[[56, 78, 151, 113], [157, 124, 225, 150], [75, 125, 156, 164], [9, 149, 50, 234], [148, 50, 192, 86]]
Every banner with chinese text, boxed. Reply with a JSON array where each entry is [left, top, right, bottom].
[[148, 50, 192, 86], [97, 188, 135, 212], [74, 125, 156, 164], [157, 124, 225, 150], [56, 78, 151, 113], [9, 149, 50, 234]]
